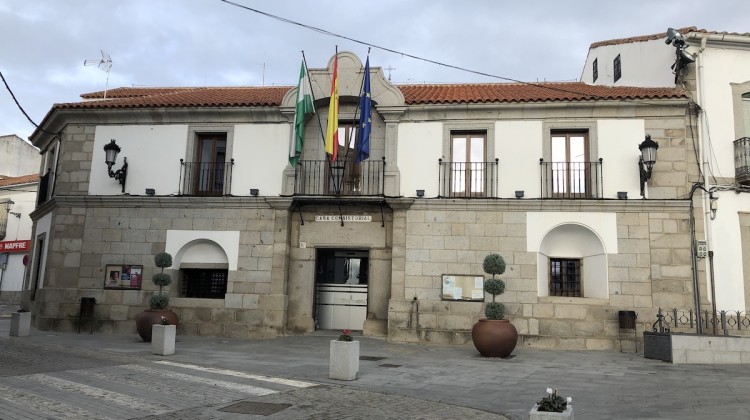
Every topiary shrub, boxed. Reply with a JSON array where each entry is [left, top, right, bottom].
[[149, 252, 173, 310], [483, 253, 506, 320]]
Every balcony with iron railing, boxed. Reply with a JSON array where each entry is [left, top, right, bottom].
[[438, 159, 499, 198], [735, 137, 750, 186], [293, 158, 386, 196], [179, 159, 234, 196], [540, 158, 603, 199]]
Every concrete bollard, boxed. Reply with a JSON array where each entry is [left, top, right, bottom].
[[10, 311, 31, 337]]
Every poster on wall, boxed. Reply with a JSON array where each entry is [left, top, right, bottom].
[[104, 265, 143, 289], [441, 274, 485, 301]]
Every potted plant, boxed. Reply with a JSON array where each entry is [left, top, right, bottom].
[[471, 253, 518, 358], [135, 252, 179, 342], [530, 388, 574, 419], [329, 329, 359, 380]]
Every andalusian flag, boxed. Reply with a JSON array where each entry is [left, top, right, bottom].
[[324, 53, 339, 162], [356, 57, 371, 163], [289, 60, 314, 166]]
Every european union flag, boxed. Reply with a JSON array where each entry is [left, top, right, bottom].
[[356, 57, 371, 163]]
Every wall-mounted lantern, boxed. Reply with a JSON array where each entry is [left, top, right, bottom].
[[103, 139, 128, 192], [638, 135, 659, 198]]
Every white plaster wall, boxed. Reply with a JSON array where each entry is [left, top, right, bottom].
[[535, 223, 609, 299], [1, 190, 36, 241], [165, 230, 239, 270], [0, 254, 26, 292], [528, 213, 616, 299], [698, 47, 750, 176], [0, 189, 35, 293], [696, 47, 750, 310], [526, 212, 618, 253], [397, 122, 442, 198], [496, 120, 543, 198], [32, 212, 51, 291], [707, 192, 749, 310], [91, 125, 188, 195], [581, 40, 676, 87], [232, 123, 290, 196], [597, 119, 645, 199], [180, 241, 230, 265], [0, 135, 40, 177]]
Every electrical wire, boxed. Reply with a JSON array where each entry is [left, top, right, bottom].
[[0, 69, 60, 137], [219, 0, 688, 107]]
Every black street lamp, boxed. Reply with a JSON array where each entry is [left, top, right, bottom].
[[103, 139, 128, 192], [638, 135, 659, 198]]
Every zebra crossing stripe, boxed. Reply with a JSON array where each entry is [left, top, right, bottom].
[[0, 382, 109, 420], [154, 360, 317, 388], [122, 364, 278, 396], [25, 373, 171, 414]]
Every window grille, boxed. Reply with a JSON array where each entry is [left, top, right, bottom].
[[181, 269, 228, 299], [549, 258, 581, 297]]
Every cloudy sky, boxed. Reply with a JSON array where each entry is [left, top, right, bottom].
[[2, 0, 749, 142]]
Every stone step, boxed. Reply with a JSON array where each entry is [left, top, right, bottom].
[[0, 304, 22, 318]]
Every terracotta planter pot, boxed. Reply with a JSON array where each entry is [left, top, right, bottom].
[[471, 318, 518, 358], [136, 309, 179, 342]]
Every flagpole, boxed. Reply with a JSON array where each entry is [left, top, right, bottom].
[[344, 48, 370, 161], [302, 51, 327, 151]]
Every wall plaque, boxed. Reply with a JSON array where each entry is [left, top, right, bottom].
[[315, 215, 372, 222]]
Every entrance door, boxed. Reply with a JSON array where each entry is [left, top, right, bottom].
[[315, 249, 368, 330]]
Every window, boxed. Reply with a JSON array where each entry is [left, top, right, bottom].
[[37, 143, 57, 206], [613, 54, 621, 83], [549, 258, 581, 297], [743, 92, 750, 137], [181, 269, 227, 299], [592, 58, 598, 83], [193, 133, 227, 196], [449, 131, 486, 197], [550, 131, 589, 197], [328, 123, 362, 194]]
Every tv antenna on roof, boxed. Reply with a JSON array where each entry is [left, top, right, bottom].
[[84, 50, 113, 99]]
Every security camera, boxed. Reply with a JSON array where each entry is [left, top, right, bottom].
[[665, 27, 685, 47]]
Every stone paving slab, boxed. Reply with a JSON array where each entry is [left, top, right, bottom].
[[4, 319, 750, 419]]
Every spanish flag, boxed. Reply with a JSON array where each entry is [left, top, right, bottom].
[[324, 53, 339, 162]]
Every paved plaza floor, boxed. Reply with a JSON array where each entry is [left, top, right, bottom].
[[2, 315, 749, 419]]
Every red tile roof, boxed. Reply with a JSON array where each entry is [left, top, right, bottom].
[[0, 174, 39, 187], [66, 86, 291, 109], [589, 27, 750, 49], [398, 82, 686, 104], [66, 82, 685, 110]]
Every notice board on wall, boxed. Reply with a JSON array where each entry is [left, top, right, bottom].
[[441, 274, 485, 301]]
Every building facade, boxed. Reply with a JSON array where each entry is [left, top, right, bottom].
[[582, 27, 750, 314], [25, 50, 701, 349], [0, 135, 40, 303]]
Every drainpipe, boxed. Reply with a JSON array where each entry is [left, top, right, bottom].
[[693, 35, 715, 321]]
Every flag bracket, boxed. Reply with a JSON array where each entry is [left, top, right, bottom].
[[337, 200, 344, 227], [298, 206, 304, 226]]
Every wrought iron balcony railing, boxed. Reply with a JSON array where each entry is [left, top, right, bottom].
[[179, 160, 234, 196], [540, 158, 603, 199], [293, 158, 385, 196], [735, 137, 750, 186], [438, 159, 499, 198]]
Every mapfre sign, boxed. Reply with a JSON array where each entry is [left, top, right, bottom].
[[0, 240, 30, 253]]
